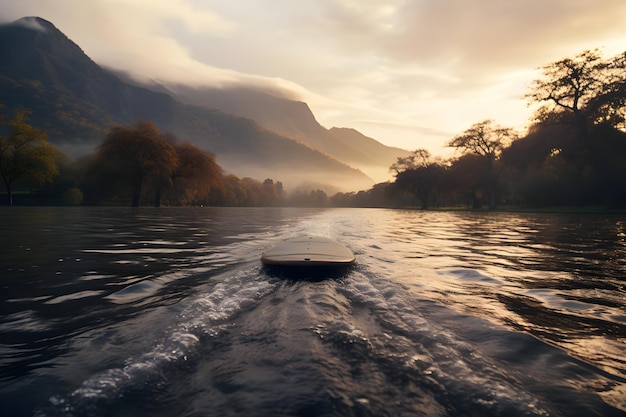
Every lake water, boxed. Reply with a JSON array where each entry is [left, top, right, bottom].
[[1, 207, 625, 417]]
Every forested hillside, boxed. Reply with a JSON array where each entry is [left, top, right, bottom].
[[0, 17, 374, 192]]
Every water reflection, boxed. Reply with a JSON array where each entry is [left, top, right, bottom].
[[1, 207, 625, 414], [347, 209, 626, 386]]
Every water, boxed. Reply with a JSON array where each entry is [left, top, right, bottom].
[[1, 207, 625, 417]]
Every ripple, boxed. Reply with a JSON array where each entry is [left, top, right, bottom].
[[44, 290, 105, 305], [106, 280, 162, 304], [440, 268, 502, 284]]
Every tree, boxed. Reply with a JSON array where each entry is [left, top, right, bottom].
[[523, 50, 626, 208], [275, 181, 285, 201], [526, 49, 611, 133], [586, 51, 626, 131], [390, 149, 432, 175], [309, 189, 328, 207], [0, 109, 60, 206], [448, 154, 489, 209], [262, 178, 278, 206], [168, 141, 222, 206], [448, 120, 514, 160], [96, 121, 178, 207], [389, 148, 451, 209], [219, 174, 248, 206], [448, 120, 516, 209], [241, 177, 265, 206], [330, 191, 356, 207], [394, 163, 446, 209]]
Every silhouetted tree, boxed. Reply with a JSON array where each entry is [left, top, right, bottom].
[[448, 120, 516, 209], [0, 109, 60, 205], [330, 191, 356, 207], [447, 154, 488, 208], [516, 49, 626, 207], [448, 120, 514, 160], [591, 124, 626, 207], [310, 189, 328, 207], [501, 120, 572, 206], [586, 51, 626, 131], [526, 49, 612, 134], [388, 148, 440, 208], [394, 164, 446, 209], [390, 149, 432, 175]]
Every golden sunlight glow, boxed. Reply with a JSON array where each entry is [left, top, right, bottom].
[[1, 0, 625, 155]]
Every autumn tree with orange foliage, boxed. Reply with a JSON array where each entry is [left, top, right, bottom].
[[94, 121, 178, 206], [86, 122, 231, 206], [167, 141, 223, 206]]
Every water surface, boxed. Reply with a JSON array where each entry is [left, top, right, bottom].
[[1, 207, 625, 416]]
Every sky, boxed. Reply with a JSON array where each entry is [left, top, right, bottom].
[[2, 0, 626, 156]]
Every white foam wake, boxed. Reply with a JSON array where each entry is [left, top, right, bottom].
[[39, 267, 277, 416]]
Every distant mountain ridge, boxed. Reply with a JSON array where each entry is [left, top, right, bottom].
[[0, 16, 404, 190], [164, 84, 409, 182]]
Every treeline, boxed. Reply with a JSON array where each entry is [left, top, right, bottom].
[[2, 48, 625, 209], [0, 113, 355, 207], [0, 110, 353, 207], [0, 115, 289, 206], [347, 48, 626, 210]]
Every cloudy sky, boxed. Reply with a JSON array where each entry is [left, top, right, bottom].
[[2, 0, 626, 155]]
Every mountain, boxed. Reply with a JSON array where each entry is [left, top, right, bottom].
[[0, 17, 372, 191], [0, 17, 175, 141], [164, 85, 409, 182], [329, 127, 409, 181]]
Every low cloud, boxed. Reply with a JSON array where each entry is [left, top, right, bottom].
[[11, 15, 47, 31], [1, 0, 625, 154]]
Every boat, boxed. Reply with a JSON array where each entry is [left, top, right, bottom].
[[261, 236, 355, 267]]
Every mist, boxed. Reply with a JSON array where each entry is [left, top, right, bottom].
[[216, 154, 374, 195]]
